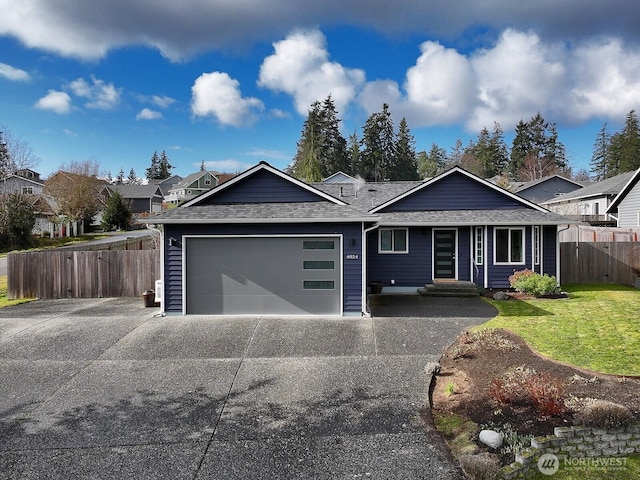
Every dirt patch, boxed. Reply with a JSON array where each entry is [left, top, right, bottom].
[[432, 328, 640, 439]]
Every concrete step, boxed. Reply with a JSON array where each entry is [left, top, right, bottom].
[[417, 281, 479, 297]]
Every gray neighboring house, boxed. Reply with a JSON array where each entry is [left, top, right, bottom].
[[0, 169, 45, 195], [606, 167, 640, 228], [513, 175, 585, 204], [164, 171, 219, 205], [148, 175, 183, 197], [108, 184, 164, 216], [542, 171, 636, 226]]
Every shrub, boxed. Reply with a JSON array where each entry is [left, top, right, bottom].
[[458, 453, 501, 480], [488, 367, 566, 417], [508, 269, 558, 296], [578, 400, 634, 428]]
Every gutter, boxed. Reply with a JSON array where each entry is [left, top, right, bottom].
[[361, 221, 380, 317]]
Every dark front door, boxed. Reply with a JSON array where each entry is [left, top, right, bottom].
[[434, 229, 456, 279]]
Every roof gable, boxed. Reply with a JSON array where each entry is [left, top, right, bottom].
[[183, 162, 346, 207], [371, 167, 545, 213], [607, 167, 640, 212]]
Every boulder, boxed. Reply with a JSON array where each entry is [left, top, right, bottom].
[[492, 291, 510, 301], [479, 429, 503, 449]]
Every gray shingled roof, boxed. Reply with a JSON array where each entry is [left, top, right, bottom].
[[375, 209, 572, 226], [542, 170, 635, 204], [110, 184, 162, 199], [144, 202, 372, 223], [313, 181, 425, 211]]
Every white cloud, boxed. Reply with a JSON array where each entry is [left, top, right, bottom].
[[245, 148, 290, 160], [62, 128, 78, 137], [35, 90, 72, 114], [69, 76, 121, 110], [191, 71, 263, 127], [136, 108, 163, 120], [0, 62, 30, 81], [149, 95, 175, 108], [258, 29, 365, 115], [202, 159, 253, 172]]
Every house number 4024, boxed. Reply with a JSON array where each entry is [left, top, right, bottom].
[[346, 254, 359, 260]]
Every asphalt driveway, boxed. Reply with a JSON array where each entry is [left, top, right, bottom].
[[0, 296, 496, 479]]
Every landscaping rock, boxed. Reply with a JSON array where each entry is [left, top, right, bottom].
[[492, 291, 510, 301], [479, 429, 503, 449]]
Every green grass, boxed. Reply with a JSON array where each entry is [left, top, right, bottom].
[[528, 454, 640, 479], [0, 275, 34, 308], [0, 234, 108, 256], [480, 284, 640, 376], [432, 411, 479, 457]]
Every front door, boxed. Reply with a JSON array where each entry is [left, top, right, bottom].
[[434, 229, 457, 279]]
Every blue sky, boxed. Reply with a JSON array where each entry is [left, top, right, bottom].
[[1, 1, 640, 179]]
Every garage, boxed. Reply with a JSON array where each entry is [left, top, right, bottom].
[[185, 236, 343, 315]]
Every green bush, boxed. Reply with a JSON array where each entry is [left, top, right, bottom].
[[508, 269, 558, 296]]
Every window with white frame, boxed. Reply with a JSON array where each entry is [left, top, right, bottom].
[[494, 227, 525, 264], [475, 227, 484, 265], [22, 186, 34, 195], [637, 211, 640, 227], [379, 228, 408, 253], [534, 226, 541, 265]]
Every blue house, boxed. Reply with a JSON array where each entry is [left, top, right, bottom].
[[144, 162, 572, 316]]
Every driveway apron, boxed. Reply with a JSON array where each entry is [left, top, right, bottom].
[[0, 297, 495, 479]]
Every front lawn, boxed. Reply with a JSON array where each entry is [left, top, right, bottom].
[[0, 275, 34, 308], [480, 284, 640, 376]]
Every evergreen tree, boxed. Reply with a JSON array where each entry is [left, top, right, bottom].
[[318, 95, 349, 176], [146, 151, 160, 179], [0, 131, 12, 180], [101, 191, 132, 231], [616, 110, 640, 173], [200, 159, 206, 171], [0, 193, 35, 249], [417, 144, 447, 179], [449, 138, 465, 166], [509, 112, 566, 180], [392, 117, 419, 180], [347, 131, 360, 177], [127, 168, 139, 185], [158, 150, 173, 179], [115, 167, 125, 184], [291, 101, 323, 182], [360, 103, 396, 181], [105, 171, 113, 184], [590, 123, 611, 180]]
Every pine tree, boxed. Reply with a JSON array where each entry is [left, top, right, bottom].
[[347, 131, 360, 177], [590, 123, 611, 180], [158, 150, 173, 179], [360, 103, 396, 181], [127, 168, 139, 185], [101, 190, 132, 231], [617, 110, 640, 173], [105, 171, 113, 184], [392, 118, 419, 180], [200, 159, 206, 171], [418, 144, 447, 179], [291, 101, 324, 182], [116, 167, 125, 184], [146, 151, 160, 179], [318, 95, 349, 176]]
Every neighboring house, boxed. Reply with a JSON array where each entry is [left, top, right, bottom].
[[513, 175, 585, 204], [323, 171, 359, 184], [164, 171, 219, 205], [148, 175, 183, 197], [26, 194, 59, 237], [143, 162, 573, 316], [542, 171, 636, 226], [108, 184, 164, 216], [606, 167, 640, 227], [0, 169, 45, 195]]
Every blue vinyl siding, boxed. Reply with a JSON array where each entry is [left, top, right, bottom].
[[198, 169, 327, 204], [542, 226, 557, 279], [163, 223, 362, 314], [367, 228, 431, 286], [381, 172, 527, 211]]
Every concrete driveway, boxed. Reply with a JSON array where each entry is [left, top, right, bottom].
[[0, 296, 496, 479]]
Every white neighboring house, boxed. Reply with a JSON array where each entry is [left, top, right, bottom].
[[606, 167, 640, 227], [541, 171, 636, 226], [164, 171, 219, 206], [0, 169, 45, 195]]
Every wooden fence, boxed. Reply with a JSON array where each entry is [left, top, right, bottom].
[[8, 250, 160, 299], [560, 241, 640, 286]]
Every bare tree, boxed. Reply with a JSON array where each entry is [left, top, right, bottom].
[[44, 159, 102, 236], [0, 126, 41, 177]]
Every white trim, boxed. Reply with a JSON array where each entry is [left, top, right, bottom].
[[181, 234, 344, 316], [534, 226, 541, 267], [181, 162, 348, 207], [493, 227, 526, 265], [484, 225, 489, 288], [362, 222, 380, 316], [432, 228, 458, 280], [369, 166, 549, 214], [142, 216, 373, 225], [378, 227, 409, 254]]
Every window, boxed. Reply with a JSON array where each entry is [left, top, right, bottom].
[[495, 228, 525, 264], [303, 260, 334, 270], [21, 186, 33, 195], [475, 227, 484, 265], [303, 240, 335, 250], [303, 280, 335, 290], [379, 228, 408, 253], [637, 211, 640, 227], [534, 226, 541, 265]]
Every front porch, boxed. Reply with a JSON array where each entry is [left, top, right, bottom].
[[417, 280, 480, 298]]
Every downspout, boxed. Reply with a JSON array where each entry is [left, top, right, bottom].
[[361, 221, 380, 317], [146, 223, 165, 314], [557, 224, 571, 287]]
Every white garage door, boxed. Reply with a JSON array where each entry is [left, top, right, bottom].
[[185, 236, 342, 315]]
